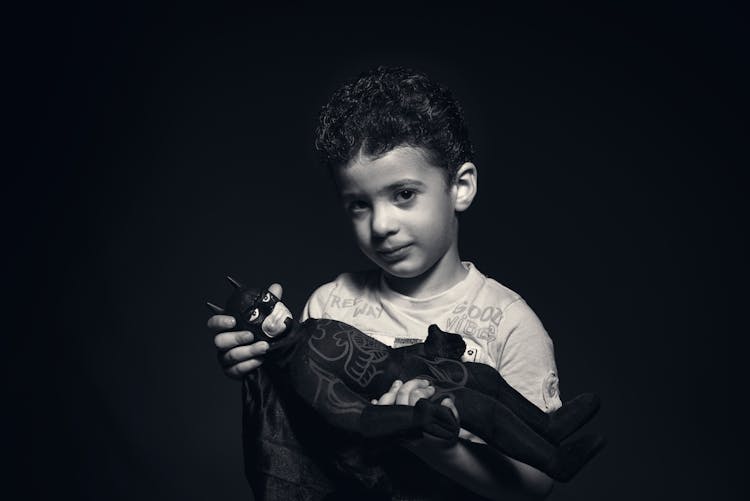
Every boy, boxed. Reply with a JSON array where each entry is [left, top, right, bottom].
[[209, 66, 562, 500]]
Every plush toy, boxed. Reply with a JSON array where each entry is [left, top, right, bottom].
[[208, 277, 605, 482]]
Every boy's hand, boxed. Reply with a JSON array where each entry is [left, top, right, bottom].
[[371, 379, 460, 421], [208, 283, 287, 380]]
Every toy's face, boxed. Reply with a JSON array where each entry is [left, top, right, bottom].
[[242, 289, 280, 330], [222, 284, 282, 338], [337, 145, 460, 280]]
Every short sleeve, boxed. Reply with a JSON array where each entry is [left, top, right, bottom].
[[497, 299, 562, 413], [300, 281, 337, 321]]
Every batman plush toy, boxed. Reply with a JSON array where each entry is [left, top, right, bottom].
[[208, 277, 605, 482]]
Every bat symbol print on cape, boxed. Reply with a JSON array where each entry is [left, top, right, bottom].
[[208, 277, 606, 482], [308, 321, 389, 389]]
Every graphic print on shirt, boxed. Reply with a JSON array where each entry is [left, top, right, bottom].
[[319, 285, 507, 368], [328, 293, 383, 320], [444, 301, 505, 366], [542, 371, 561, 410], [445, 301, 503, 342]]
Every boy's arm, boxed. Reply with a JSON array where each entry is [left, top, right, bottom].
[[387, 298, 561, 499], [376, 383, 553, 500], [402, 434, 553, 501], [497, 299, 562, 413]]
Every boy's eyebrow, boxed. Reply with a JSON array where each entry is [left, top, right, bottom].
[[381, 179, 427, 192], [340, 179, 427, 201]]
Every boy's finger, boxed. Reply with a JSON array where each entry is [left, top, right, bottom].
[[396, 379, 430, 405], [408, 389, 425, 406], [207, 315, 236, 331], [214, 330, 255, 350], [377, 392, 397, 405], [262, 302, 293, 337], [409, 386, 435, 405], [440, 398, 459, 421], [375, 380, 402, 405], [267, 283, 283, 300], [408, 385, 435, 406], [219, 342, 270, 367], [224, 358, 264, 379]]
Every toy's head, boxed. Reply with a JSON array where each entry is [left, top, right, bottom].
[[207, 276, 287, 342]]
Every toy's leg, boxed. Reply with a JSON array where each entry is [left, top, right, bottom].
[[465, 362, 600, 443], [450, 386, 605, 482]]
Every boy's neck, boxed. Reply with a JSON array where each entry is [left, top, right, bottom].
[[382, 245, 468, 299]]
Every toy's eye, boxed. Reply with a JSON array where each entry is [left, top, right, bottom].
[[247, 308, 260, 322], [262, 292, 271, 302]]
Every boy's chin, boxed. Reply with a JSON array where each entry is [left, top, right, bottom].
[[377, 261, 428, 280]]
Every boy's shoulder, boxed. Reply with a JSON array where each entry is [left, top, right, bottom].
[[476, 271, 525, 312], [464, 262, 527, 313]]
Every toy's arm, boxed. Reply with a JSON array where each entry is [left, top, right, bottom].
[[363, 399, 459, 440]]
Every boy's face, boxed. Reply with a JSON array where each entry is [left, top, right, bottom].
[[337, 146, 459, 279]]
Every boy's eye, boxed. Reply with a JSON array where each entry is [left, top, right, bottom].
[[347, 201, 369, 214], [248, 308, 260, 322], [262, 292, 271, 302], [395, 190, 416, 203]]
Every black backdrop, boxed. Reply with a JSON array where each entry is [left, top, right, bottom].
[[7, 2, 743, 500]]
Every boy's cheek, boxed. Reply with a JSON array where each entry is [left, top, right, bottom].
[[351, 222, 368, 242], [352, 229, 373, 253]]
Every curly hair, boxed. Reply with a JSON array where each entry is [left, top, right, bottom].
[[315, 66, 474, 183]]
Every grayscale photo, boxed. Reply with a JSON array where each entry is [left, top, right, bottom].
[[8, 3, 741, 501]]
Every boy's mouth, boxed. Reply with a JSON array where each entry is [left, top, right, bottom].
[[376, 243, 412, 261]]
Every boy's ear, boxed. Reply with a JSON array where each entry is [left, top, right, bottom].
[[452, 162, 478, 212]]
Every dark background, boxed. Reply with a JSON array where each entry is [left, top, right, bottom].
[[7, 2, 743, 500]]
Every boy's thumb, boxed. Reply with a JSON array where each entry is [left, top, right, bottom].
[[268, 283, 283, 300]]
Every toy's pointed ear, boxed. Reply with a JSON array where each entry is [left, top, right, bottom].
[[226, 276, 244, 289], [206, 302, 225, 314], [452, 162, 477, 213], [425, 324, 466, 360]]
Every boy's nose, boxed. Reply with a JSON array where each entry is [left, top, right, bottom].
[[371, 204, 398, 237]]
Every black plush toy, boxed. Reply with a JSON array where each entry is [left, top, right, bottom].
[[208, 277, 605, 482]]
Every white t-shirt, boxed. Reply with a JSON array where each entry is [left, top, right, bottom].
[[301, 262, 562, 412]]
